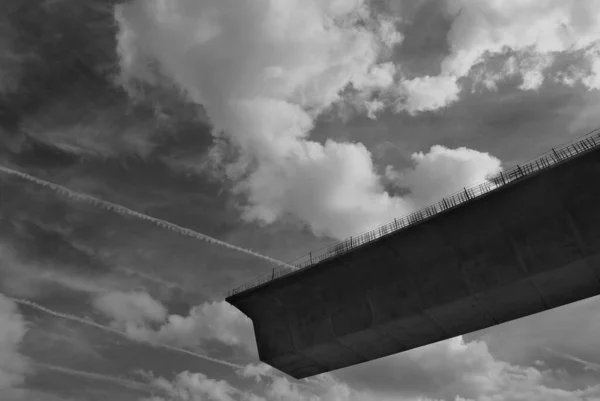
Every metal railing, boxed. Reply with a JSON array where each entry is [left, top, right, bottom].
[[227, 129, 600, 297]]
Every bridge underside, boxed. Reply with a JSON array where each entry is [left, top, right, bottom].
[[227, 147, 600, 379]]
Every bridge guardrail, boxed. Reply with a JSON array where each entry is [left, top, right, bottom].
[[227, 129, 600, 297]]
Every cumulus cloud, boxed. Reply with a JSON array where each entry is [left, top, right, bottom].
[[443, 0, 600, 91], [98, 293, 600, 401], [142, 368, 353, 401], [92, 287, 596, 401], [152, 300, 256, 354], [93, 291, 168, 327], [114, 0, 597, 242], [147, 371, 241, 401], [236, 363, 273, 383], [398, 75, 461, 113], [140, 335, 600, 401], [334, 336, 600, 401], [114, 0, 505, 240], [386, 145, 502, 206], [0, 294, 31, 392], [93, 292, 256, 354]]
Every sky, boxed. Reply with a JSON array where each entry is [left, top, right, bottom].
[[1, 0, 600, 400]]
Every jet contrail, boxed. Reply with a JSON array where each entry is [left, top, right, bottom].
[[34, 362, 155, 392], [11, 297, 245, 370], [542, 346, 600, 372], [12, 296, 318, 390], [0, 165, 295, 269]]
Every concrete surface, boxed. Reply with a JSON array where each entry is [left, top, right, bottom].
[[227, 146, 600, 379]]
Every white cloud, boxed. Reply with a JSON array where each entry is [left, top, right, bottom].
[[581, 46, 600, 90], [93, 291, 168, 325], [397, 74, 461, 114], [442, 0, 600, 92], [142, 368, 354, 401], [386, 145, 502, 206], [114, 0, 409, 240], [92, 292, 257, 354], [0, 294, 30, 392], [153, 301, 256, 354], [115, 0, 599, 242], [236, 363, 273, 383], [140, 336, 600, 401], [104, 293, 600, 401], [334, 336, 600, 401], [373, 0, 600, 111], [147, 371, 240, 401], [115, 0, 505, 240]]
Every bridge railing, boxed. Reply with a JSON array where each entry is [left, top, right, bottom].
[[227, 129, 600, 297]]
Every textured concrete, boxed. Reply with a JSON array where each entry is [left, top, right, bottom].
[[227, 146, 600, 379]]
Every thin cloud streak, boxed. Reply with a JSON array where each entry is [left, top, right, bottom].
[[542, 346, 600, 373], [0, 165, 294, 269], [10, 296, 245, 370], [33, 362, 155, 393]]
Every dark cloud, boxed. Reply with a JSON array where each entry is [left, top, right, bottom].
[[392, 0, 452, 77]]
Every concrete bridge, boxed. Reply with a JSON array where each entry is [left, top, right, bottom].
[[226, 131, 600, 379]]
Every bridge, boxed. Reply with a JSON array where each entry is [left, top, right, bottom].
[[226, 130, 600, 379]]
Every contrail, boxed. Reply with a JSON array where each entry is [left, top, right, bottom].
[[11, 297, 245, 370], [117, 267, 183, 291], [12, 297, 316, 388], [0, 165, 294, 269], [34, 362, 155, 392], [14, 297, 318, 390], [542, 346, 600, 372]]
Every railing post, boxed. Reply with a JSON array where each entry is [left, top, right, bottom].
[[350, 236, 353, 247], [442, 197, 449, 209], [517, 165, 524, 177], [464, 187, 470, 200], [552, 148, 560, 161], [309, 252, 313, 265]]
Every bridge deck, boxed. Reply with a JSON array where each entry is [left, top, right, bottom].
[[227, 132, 600, 379]]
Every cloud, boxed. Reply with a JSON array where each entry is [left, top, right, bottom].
[[373, 0, 600, 112], [143, 371, 242, 401], [152, 300, 256, 354], [0, 243, 139, 299], [334, 336, 600, 401], [93, 292, 256, 354], [443, 0, 600, 91], [142, 368, 353, 401], [114, 0, 504, 241], [98, 292, 600, 401], [114, 0, 403, 239], [236, 363, 273, 383], [386, 145, 502, 206], [93, 291, 168, 327], [473, 295, 600, 375], [397, 74, 461, 114], [112, 0, 598, 243], [0, 0, 164, 159], [141, 336, 600, 401], [0, 294, 31, 392]]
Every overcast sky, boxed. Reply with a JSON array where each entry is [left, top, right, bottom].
[[1, 0, 600, 400]]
